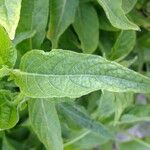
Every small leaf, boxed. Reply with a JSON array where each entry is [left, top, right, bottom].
[[0, 26, 17, 68], [0, 90, 19, 130], [108, 30, 136, 61], [12, 49, 150, 98], [58, 103, 113, 139], [28, 99, 63, 150], [0, 0, 22, 39], [97, 0, 139, 30], [73, 3, 99, 53], [47, 0, 79, 48]]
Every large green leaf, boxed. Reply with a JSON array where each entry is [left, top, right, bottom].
[[0, 0, 22, 39], [16, 0, 49, 49], [73, 3, 99, 53], [11, 49, 150, 98], [58, 103, 113, 139], [97, 0, 139, 30], [28, 99, 63, 150], [108, 30, 136, 61], [47, 0, 79, 48], [0, 26, 17, 69], [0, 90, 19, 130]]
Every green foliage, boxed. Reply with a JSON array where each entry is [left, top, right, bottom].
[[0, 0, 150, 149]]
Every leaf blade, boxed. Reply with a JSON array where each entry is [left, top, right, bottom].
[[0, 0, 22, 39], [58, 103, 113, 139], [47, 0, 79, 48], [28, 99, 63, 150], [73, 3, 99, 53], [12, 49, 150, 98], [0, 26, 17, 69], [97, 0, 139, 30]]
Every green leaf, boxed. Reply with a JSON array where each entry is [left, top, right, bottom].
[[98, 91, 115, 119], [16, 0, 49, 49], [58, 103, 113, 139], [28, 99, 63, 150], [128, 9, 150, 29], [0, 90, 19, 130], [2, 137, 16, 150], [113, 92, 134, 124], [122, 0, 137, 13], [97, 0, 139, 30], [47, 0, 79, 48], [0, 0, 22, 39], [73, 3, 99, 53], [108, 30, 136, 61], [120, 105, 150, 124], [12, 49, 150, 98], [0, 26, 17, 68], [99, 10, 119, 32], [13, 30, 36, 46]]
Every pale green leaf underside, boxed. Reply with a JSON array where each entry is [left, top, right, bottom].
[[47, 0, 79, 48], [0, 26, 17, 68], [12, 49, 150, 98], [97, 0, 139, 30], [0, 0, 22, 39], [0, 90, 19, 130], [28, 99, 63, 150]]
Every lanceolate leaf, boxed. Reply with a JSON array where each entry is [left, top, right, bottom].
[[47, 0, 79, 48], [108, 30, 136, 61], [97, 0, 139, 30], [0, 0, 22, 39], [12, 49, 150, 98], [0, 26, 17, 68], [73, 3, 99, 53], [28, 99, 63, 150], [16, 0, 49, 49], [0, 90, 19, 130], [58, 103, 113, 139]]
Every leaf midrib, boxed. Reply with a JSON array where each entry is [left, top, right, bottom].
[[12, 70, 150, 88]]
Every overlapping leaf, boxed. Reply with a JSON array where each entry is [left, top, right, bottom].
[[28, 99, 63, 150], [0, 0, 22, 39], [0, 26, 17, 69], [97, 0, 139, 30], [73, 3, 99, 53], [16, 0, 49, 48], [0, 90, 19, 130], [47, 0, 79, 48]]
